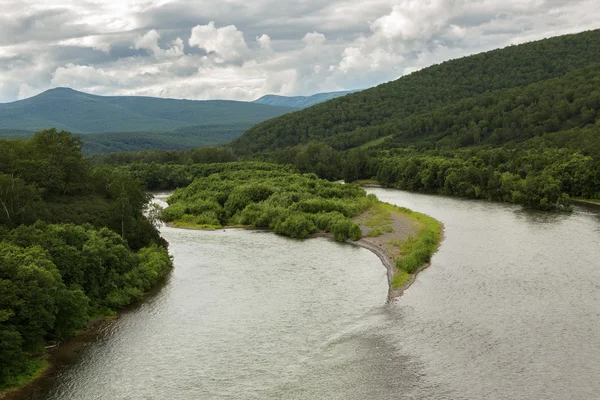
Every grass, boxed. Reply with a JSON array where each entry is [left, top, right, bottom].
[[392, 207, 443, 284], [354, 179, 380, 185], [358, 200, 443, 290], [0, 360, 49, 396], [167, 221, 223, 230]]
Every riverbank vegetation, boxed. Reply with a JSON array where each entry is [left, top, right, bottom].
[[0, 129, 172, 392], [355, 202, 442, 289], [162, 167, 443, 292], [162, 168, 367, 241]]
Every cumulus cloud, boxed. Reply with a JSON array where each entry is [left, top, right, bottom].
[[134, 29, 184, 58], [0, 0, 599, 102], [189, 21, 249, 62], [302, 32, 327, 47], [256, 34, 272, 51], [51, 63, 114, 91]]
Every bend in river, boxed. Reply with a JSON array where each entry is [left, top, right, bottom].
[[7, 190, 600, 400]]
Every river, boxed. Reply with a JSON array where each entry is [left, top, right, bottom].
[[7, 190, 600, 399]]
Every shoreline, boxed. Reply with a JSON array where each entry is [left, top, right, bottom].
[[166, 202, 443, 303], [1, 270, 172, 400], [312, 232, 433, 301]]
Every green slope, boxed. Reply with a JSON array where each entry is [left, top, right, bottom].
[[232, 29, 600, 153], [80, 123, 253, 154], [0, 88, 295, 134]]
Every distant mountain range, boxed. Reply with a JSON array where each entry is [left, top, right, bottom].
[[253, 90, 360, 109], [0, 87, 296, 134], [0, 87, 360, 153]]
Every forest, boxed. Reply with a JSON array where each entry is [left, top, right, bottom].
[[162, 167, 367, 241], [232, 29, 600, 153], [0, 129, 172, 391]]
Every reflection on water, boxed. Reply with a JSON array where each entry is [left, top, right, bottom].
[[8, 191, 600, 400]]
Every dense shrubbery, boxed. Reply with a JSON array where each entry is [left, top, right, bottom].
[[116, 161, 296, 191], [162, 169, 367, 241], [0, 130, 172, 391]]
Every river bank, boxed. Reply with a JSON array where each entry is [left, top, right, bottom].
[[167, 198, 443, 302], [1, 269, 172, 400]]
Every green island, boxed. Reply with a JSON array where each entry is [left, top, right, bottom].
[[161, 165, 443, 297]]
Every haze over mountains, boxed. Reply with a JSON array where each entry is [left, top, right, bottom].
[[0, 87, 294, 134], [253, 90, 360, 109], [0, 87, 361, 153]]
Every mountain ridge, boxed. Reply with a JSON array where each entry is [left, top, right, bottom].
[[253, 90, 361, 109], [0, 87, 296, 134]]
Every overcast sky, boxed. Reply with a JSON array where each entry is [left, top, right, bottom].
[[1, 0, 599, 103]]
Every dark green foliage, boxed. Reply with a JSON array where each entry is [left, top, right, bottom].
[[0, 225, 171, 389], [224, 30, 600, 210], [117, 161, 297, 191], [0, 130, 172, 390], [162, 168, 366, 241], [0, 129, 162, 249], [233, 29, 600, 153]]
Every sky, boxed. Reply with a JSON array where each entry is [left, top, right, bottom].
[[1, 0, 599, 103]]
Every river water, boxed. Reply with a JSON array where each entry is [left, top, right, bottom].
[[8, 190, 600, 399]]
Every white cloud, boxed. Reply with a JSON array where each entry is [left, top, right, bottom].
[[302, 31, 327, 47], [134, 30, 184, 58], [189, 21, 249, 62], [51, 63, 114, 91], [0, 0, 599, 102], [257, 34, 272, 51]]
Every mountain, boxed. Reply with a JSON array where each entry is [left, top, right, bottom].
[[253, 90, 360, 109], [0, 88, 295, 134], [232, 29, 600, 154]]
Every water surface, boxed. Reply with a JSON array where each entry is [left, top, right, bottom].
[[8, 191, 600, 399]]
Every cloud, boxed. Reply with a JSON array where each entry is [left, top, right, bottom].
[[0, 0, 599, 102], [134, 29, 184, 58], [302, 32, 327, 47], [256, 34, 272, 51], [51, 63, 114, 91], [189, 21, 249, 62]]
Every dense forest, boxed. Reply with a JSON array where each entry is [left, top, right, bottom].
[[0, 129, 171, 391], [232, 29, 600, 153], [162, 167, 366, 241]]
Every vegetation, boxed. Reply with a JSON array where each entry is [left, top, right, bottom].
[[232, 29, 600, 153], [0, 129, 172, 391], [79, 123, 256, 154], [162, 168, 367, 241], [357, 202, 442, 289], [223, 29, 600, 210]]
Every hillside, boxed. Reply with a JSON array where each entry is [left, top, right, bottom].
[[78, 123, 253, 153], [0, 88, 295, 134], [253, 90, 360, 109], [232, 29, 600, 153]]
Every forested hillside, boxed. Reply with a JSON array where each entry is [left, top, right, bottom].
[[214, 29, 600, 210], [232, 29, 600, 153], [0, 129, 171, 391]]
